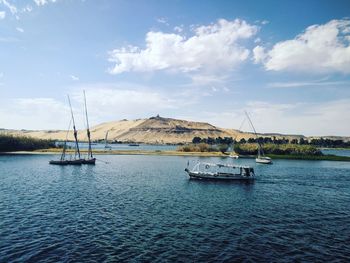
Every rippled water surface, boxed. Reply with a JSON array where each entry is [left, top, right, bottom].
[[1, 155, 350, 262]]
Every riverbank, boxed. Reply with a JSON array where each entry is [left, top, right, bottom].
[[2, 148, 350, 161]]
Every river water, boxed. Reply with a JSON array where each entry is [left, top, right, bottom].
[[1, 154, 350, 262]]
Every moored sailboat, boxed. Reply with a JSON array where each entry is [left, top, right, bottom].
[[49, 95, 83, 165], [82, 90, 96, 164], [245, 111, 272, 164], [104, 130, 112, 150]]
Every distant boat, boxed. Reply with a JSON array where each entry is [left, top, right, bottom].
[[229, 154, 239, 159], [245, 111, 272, 164], [185, 161, 255, 181], [104, 131, 112, 150], [81, 90, 96, 165], [229, 140, 239, 159], [49, 95, 83, 165], [128, 143, 139, 147]]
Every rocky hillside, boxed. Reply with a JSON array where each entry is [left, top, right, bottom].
[[1, 115, 335, 144]]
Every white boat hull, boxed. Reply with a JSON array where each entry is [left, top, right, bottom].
[[186, 170, 254, 181], [256, 157, 272, 164]]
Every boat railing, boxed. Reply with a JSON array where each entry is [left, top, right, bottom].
[[190, 161, 252, 172]]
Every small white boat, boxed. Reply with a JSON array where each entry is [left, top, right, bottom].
[[256, 156, 272, 164], [185, 162, 255, 181], [229, 154, 239, 159], [245, 111, 273, 165], [104, 131, 112, 150]]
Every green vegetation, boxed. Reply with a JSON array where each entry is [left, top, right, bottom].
[[192, 135, 350, 149], [0, 134, 56, 152], [239, 136, 350, 148], [192, 136, 233, 145], [177, 143, 229, 153], [234, 143, 323, 156], [265, 154, 350, 162]]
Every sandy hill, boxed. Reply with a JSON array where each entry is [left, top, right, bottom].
[[0, 115, 318, 144]]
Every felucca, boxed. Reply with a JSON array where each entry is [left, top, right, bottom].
[[82, 90, 96, 164], [49, 95, 83, 165], [245, 111, 272, 164]]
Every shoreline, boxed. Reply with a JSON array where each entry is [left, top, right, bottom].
[[1, 149, 350, 161]]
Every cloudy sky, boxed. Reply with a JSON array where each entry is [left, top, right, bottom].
[[0, 0, 349, 136]]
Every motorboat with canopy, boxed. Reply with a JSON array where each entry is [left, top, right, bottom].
[[185, 161, 255, 180]]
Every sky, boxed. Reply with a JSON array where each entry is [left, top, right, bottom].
[[0, 0, 349, 136]]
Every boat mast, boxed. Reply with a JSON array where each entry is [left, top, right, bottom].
[[104, 130, 109, 147], [232, 117, 246, 155], [67, 95, 81, 159], [244, 111, 264, 157], [83, 90, 93, 158], [60, 118, 72, 161]]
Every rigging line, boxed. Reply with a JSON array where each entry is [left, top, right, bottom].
[[65, 117, 73, 141], [245, 111, 265, 156], [67, 94, 81, 159], [61, 117, 72, 161], [233, 116, 247, 142], [244, 111, 258, 138], [83, 90, 90, 131], [238, 117, 246, 131], [83, 90, 93, 158]]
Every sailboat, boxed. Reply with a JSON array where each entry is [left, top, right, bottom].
[[229, 116, 247, 159], [81, 90, 96, 164], [245, 111, 272, 164], [229, 140, 239, 159], [49, 95, 83, 165], [104, 131, 112, 150]]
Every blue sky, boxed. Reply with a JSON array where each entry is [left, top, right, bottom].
[[0, 0, 349, 136]]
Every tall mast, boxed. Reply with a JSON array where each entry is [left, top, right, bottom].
[[245, 111, 264, 157], [60, 118, 72, 161], [105, 130, 109, 147], [83, 90, 93, 158], [67, 95, 81, 159]]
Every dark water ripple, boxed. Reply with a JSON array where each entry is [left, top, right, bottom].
[[1, 155, 350, 262]]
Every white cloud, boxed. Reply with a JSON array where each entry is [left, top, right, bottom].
[[191, 99, 350, 136], [252, 45, 267, 64], [71, 86, 177, 124], [174, 26, 183, 33], [0, 0, 17, 14], [254, 19, 350, 74], [70, 75, 79, 81], [156, 17, 169, 25], [0, 10, 5, 19], [268, 79, 348, 88], [16, 27, 24, 33], [108, 19, 258, 75], [0, 98, 70, 130], [22, 5, 33, 13], [244, 99, 350, 136], [33, 0, 56, 6], [0, 83, 182, 129]]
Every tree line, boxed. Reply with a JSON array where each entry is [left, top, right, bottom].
[[0, 134, 56, 152], [192, 136, 350, 148]]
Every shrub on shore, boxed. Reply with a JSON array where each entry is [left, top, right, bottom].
[[177, 143, 218, 152], [234, 143, 323, 156], [0, 134, 56, 152], [178, 142, 322, 156]]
